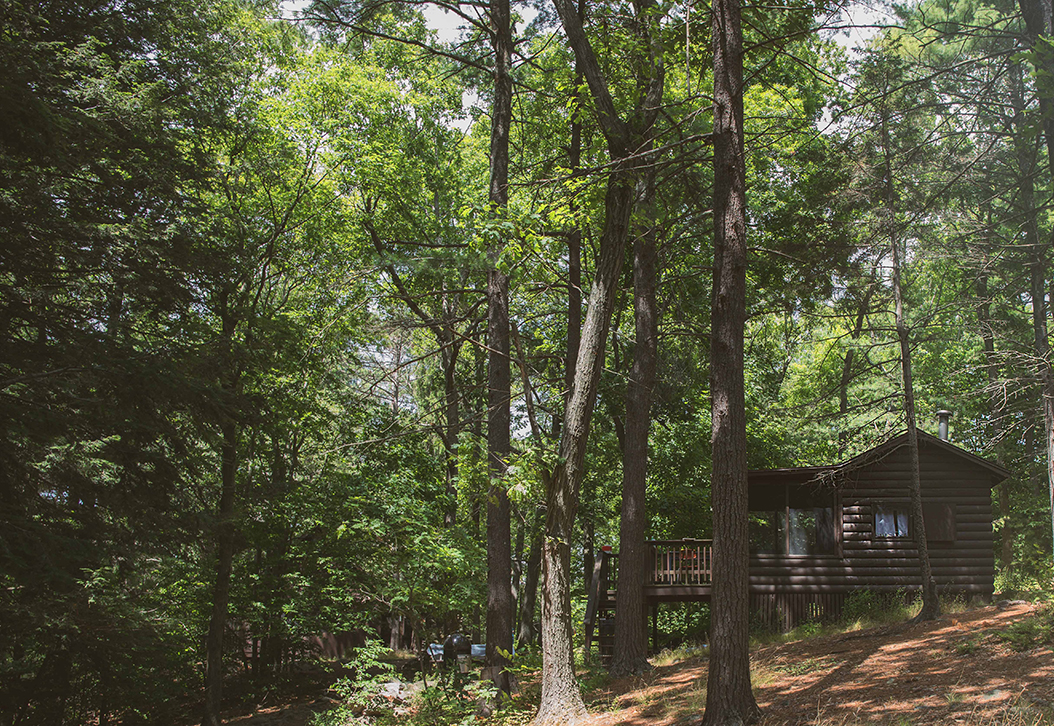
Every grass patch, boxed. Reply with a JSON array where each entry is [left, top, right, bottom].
[[670, 682, 707, 721], [955, 635, 984, 655], [991, 697, 1054, 726], [752, 590, 923, 645], [652, 642, 708, 667], [808, 697, 1054, 726], [751, 619, 847, 646], [994, 605, 1054, 651], [753, 590, 1008, 647], [749, 662, 782, 688], [841, 590, 921, 630], [773, 656, 832, 676]]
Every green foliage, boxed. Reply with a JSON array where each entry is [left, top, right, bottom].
[[417, 667, 497, 724], [656, 603, 711, 648], [995, 565, 1054, 596], [4, 0, 1054, 720], [955, 636, 983, 655], [994, 606, 1054, 651], [0, 0, 281, 720], [310, 640, 396, 726], [773, 656, 830, 676], [841, 590, 890, 623], [841, 590, 918, 627], [651, 643, 709, 667]]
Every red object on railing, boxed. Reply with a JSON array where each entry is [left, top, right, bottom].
[[601, 545, 613, 552]]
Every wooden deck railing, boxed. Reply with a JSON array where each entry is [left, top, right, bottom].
[[649, 539, 713, 586], [585, 539, 713, 655], [593, 539, 714, 592]]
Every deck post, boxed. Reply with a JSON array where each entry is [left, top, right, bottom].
[[582, 554, 606, 658], [651, 604, 658, 653]]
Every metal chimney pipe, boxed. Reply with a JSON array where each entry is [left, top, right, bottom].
[[936, 410, 952, 441]]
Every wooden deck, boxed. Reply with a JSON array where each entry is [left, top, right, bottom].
[[646, 538, 713, 600], [587, 539, 714, 611], [584, 539, 713, 660]]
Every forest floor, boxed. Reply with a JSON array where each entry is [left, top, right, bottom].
[[223, 600, 1054, 726], [581, 600, 1054, 725]]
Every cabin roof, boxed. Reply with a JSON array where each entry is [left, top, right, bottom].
[[748, 428, 1010, 487]]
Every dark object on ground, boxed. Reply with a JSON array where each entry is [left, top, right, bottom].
[[442, 634, 471, 669]]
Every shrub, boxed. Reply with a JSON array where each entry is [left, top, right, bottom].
[[841, 589, 914, 625], [995, 605, 1054, 652], [311, 640, 395, 726], [656, 602, 710, 649]]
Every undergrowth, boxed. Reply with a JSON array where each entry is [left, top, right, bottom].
[[310, 641, 499, 726], [651, 643, 708, 667], [994, 602, 1054, 651], [750, 590, 994, 646], [310, 598, 1054, 726], [994, 565, 1054, 598], [809, 697, 1054, 726]]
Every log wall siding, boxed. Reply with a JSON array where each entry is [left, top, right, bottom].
[[746, 441, 999, 626], [841, 443, 995, 595]]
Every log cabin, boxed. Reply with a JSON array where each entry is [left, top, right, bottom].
[[584, 427, 1009, 658]]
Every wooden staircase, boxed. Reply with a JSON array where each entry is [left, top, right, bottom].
[[583, 549, 616, 664], [583, 540, 714, 664]]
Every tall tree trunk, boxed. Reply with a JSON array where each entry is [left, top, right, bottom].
[[1028, 208, 1054, 581], [838, 281, 875, 446], [977, 184, 1013, 572], [517, 506, 544, 647], [978, 271, 1013, 570], [1019, 0, 1054, 169], [484, 0, 515, 700], [1018, 0, 1054, 579], [204, 390, 239, 725], [443, 338, 461, 526], [484, 266, 513, 697], [471, 401, 484, 536], [534, 172, 635, 725], [881, 113, 939, 621], [562, 2, 584, 439], [703, 0, 759, 720], [535, 0, 663, 718], [891, 262, 939, 620], [513, 505, 525, 604], [1010, 56, 1054, 571], [611, 177, 658, 677], [567, 12, 589, 597]]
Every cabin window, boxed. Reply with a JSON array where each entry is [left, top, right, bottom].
[[750, 511, 785, 555], [750, 506, 837, 556], [874, 504, 910, 538]]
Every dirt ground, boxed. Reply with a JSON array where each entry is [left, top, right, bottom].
[[588, 601, 1054, 725], [223, 602, 1053, 725]]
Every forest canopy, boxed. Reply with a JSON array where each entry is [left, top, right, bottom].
[[1, 0, 1052, 722]]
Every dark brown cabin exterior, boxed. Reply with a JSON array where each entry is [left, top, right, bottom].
[[748, 429, 1008, 628], [584, 430, 1008, 657]]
